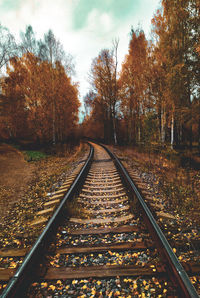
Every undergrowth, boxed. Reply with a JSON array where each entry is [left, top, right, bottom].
[[113, 145, 200, 221], [23, 150, 47, 162]]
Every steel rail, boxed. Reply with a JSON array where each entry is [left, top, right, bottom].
[[1, 143, 94, 298], [101, 143, 199, 298]]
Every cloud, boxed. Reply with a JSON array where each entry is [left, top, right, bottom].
[[0, 0, 161, 101], [70, 0, 161, 99], [0, 0, 75, 40], [72, 0, 140, 30], [85, 9, 114, 40], [0, 0, 23, 11]]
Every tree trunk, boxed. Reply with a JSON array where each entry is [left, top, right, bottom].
[[171, 112, 174, 149], [128, 100, 133, 144], [138, 109, 141, 144], [180, 122, 183, 146], [112, 38, 119, 146], [52, 99, 56, 145], [189, 124, 193, 150], [113, 118, 117, 145], [138, 121, 141, 143], [161, 103, 166, 144], [112, 109, 117, 145]]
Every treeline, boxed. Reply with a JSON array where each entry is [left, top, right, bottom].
[[0, 25, 79, 144], [82, 0, 200, 150]]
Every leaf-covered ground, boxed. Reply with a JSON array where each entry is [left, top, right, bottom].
[[28, 276, 176, 297], [109, 145, 200, 225], [0, 143, 36, 222], [108, 145, 200, 294], [0, 143, 88, 249]]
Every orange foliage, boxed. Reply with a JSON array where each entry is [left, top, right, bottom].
[[1, 53, 80, 143]]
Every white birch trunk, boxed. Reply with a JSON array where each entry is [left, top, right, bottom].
[[112, 112, 117, 145]]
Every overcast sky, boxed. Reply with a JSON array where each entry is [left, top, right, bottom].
[[0, 0, 160, 103]]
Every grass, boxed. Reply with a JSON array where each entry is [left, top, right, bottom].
[[23, 150, 47, 162]]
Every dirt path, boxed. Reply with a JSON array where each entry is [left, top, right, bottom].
[[0, 144, 36, 221]]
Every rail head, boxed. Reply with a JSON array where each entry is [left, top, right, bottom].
[[101, 143, 199, 298], [2, 142, 94, 298]]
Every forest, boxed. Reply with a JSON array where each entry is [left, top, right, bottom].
[[0, 0, 199, 152], [83, 0, 200, 151], [0, 26, 80, 145]]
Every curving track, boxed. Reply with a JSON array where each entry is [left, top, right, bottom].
[[1, 142, 199, 297]]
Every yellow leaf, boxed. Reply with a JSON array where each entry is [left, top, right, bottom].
[[163, 289, 167, 294], [9, 262, 17, 268], [41, 282, 48, 288], [57, 280, 62, 285], [143, 280, 147, 286], [49, 285, 56, 291]]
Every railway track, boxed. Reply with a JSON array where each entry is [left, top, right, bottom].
[[0, 142, 199, 297]]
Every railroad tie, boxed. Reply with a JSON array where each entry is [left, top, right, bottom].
[[2, 142, 198, 298]]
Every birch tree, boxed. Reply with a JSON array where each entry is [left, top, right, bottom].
[[0, 24, 17, 69], [89, 48, 119, 143]]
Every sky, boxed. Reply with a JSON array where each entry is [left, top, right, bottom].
[[0, 0, 160, 104]]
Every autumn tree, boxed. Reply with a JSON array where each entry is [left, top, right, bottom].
[[152, 0, 200, 149], [150, 14, 169, 145], [2, 53, 79, 143], [83, 91, 95, 118], [18, 26, 76, 144], [119, 29, 150, 144], [89, 47, 119, 144], [53, 61, 79, 142], [82, 91, 105, 140]]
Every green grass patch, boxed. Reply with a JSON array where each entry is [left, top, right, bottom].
[[23, 150, 47, 162]]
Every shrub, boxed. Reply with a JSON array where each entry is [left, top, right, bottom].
[[24, 150, 47, 162]]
